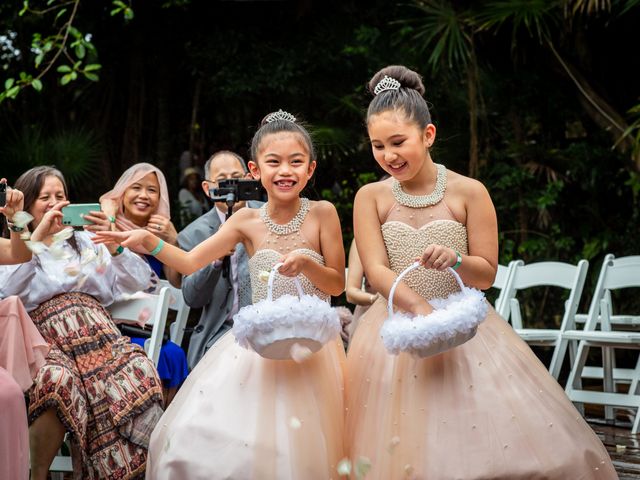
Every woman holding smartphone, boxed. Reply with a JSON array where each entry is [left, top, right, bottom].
[[0, 166, 163, 480]]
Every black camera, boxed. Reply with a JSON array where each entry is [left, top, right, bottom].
[[209, 178, 264, 205], [0, 182, 6, 207]]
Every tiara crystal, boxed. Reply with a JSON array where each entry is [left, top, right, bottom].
[[373, 75, 401, 95], [265, 109, 297, 123]]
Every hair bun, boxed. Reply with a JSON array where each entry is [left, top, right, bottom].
[[368, 65, 425, 96]]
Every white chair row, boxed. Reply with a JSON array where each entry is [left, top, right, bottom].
[[494, 255, 640, 433]]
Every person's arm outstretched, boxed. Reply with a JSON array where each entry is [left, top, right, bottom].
[[93, 208, 250, 276]]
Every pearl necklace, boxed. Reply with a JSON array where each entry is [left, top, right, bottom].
[[391, 163, 447, 208], [260, 198, 310, 235]]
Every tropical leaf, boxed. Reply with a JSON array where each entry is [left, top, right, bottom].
[[396, 0, 473, 72], [475, 0, 561, 44]]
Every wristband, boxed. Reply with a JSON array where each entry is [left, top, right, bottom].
[[452, 251, 462, 270], [7, 222, 25, 233], [149, 239, 165, 256], [111, 245, 124, 257]]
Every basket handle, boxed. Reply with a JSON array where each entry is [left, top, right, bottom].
[[267, 262, 305, 302], [387, 261, 465, 317]]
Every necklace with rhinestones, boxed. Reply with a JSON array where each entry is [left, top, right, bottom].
[[260, 197, 310, 235], [391, 163, 447, 208]]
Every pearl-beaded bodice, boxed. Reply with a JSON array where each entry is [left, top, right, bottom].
[[249, 201, 328, 303], [382, 199, 468, 300]]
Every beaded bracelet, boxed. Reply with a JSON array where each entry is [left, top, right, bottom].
[[149, 239, 165, 256]]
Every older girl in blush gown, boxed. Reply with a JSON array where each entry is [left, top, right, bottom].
[[345, 65, 616, 479]]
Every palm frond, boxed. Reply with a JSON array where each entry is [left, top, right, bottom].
[[475, 0, 561, 44]]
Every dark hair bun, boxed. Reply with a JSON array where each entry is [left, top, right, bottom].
[[367, 65, 425, 96]]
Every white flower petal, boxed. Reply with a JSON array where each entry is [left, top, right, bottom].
[[290, 343, 312, 363], [25, 241, 47, 255], [11, 211, 33, 228], [52, 227, 74, 244], [336, 458, 352, 476], [288, 416, 302, 430], [258, 270, 270, 283], [355, 456, 372, 478]]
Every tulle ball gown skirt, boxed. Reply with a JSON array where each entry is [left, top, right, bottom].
[[345, 300, 617, 480], [146, 331, 346, 480]]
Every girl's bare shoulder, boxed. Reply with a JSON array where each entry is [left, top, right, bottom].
[[446, 168, 489, 199]]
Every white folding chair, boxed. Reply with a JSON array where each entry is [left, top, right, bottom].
[[108, 286, 171, 366], [563, 255, 640, 432], [159, 279, 191, 347], [501, 259, 589, 380], [492, 260, 523, 318]]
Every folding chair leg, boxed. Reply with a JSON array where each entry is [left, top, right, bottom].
[[549, 338, 566, 380], [603, 346, 615, 421], [566, 341, 590, 415], [633, 408, 640, 435]]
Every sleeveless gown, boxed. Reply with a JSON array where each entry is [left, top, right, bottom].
[[146, 220, 346, 479], [345, 197, 617, 479]]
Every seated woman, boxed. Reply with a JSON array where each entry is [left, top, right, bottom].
[[100, 163, 188, 405], [0, 166, 163, 480]]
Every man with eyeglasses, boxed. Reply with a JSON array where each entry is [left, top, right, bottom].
[[178, 150, 261, 368]]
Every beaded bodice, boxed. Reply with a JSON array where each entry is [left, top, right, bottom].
[[382, 199, 468, 300], [249, 206, 328, 303]]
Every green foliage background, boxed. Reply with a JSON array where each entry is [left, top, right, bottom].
[[1, 0, 639, 304]]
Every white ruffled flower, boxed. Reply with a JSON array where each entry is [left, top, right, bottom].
[[337, 458, 352, 476]]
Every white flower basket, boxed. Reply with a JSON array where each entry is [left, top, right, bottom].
[[381, 261, 488, 358], [232, 262, 341, 360]]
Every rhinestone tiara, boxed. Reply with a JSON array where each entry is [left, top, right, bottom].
[[265, 109, 297, 124], [373, 75, 401, 95]]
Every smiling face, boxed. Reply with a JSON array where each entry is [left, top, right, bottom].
[[367, 110, 436, 182], [122, 172, 160, 226], [29, 175, 67, 228], [249, 132, 316, 202]]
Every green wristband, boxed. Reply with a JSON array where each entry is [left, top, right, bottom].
[[149, 239, 165, 256], [111, 245, 124, 257], [452, 251, 462, 270]]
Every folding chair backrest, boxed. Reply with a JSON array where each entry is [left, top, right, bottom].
[[504, 260, 588, 330], [583, 255, 640, 331], [159, 279, 191, 346], [494, 260, 523, 318], [108, 287, 170, 366]]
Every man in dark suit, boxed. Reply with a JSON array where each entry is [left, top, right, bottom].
[[178, 151, 260, 369]]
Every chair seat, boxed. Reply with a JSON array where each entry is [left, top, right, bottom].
[[562, 329, 640, 346], [50, 454, 73, 472], [515, 328, 559, 344]]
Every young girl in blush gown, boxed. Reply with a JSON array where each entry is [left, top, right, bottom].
[[345, 65, 616, 479], [94, 110, 346, 480]]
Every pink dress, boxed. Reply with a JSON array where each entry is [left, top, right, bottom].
[[0, 295, 49, 390], [345, 198, 617, 479], [0, 294, 44, 480]]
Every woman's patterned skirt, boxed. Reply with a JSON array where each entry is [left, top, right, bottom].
[[29, 292, 163, 479]]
